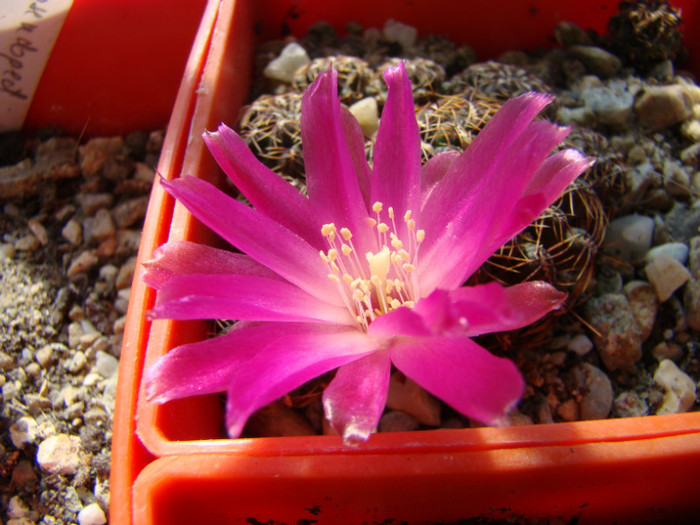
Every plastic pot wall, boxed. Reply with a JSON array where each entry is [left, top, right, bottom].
[[112, 1, 700, 524]]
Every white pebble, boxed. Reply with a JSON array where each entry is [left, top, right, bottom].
[[567, 334, 593, 356], [78, 503, 107, 525], [646, 242, 689, 265], [94, 350, 119, 378], [604, 214, 655, 264], [9, 416, 39, 448], [263, 42, 310, 83], [654, 359, 697, 414], [382, 19, 417, 50], [645, 253, 690, 302], [349, 97, 379, 138], [37, 434, 84, 475]]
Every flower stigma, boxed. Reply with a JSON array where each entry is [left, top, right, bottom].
[[320, 202, 425, 331]]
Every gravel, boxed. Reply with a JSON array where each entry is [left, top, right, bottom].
[[1, 129, 161, 523]]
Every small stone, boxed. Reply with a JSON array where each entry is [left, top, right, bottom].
[[96, 236, 117, 258], [263, 42, 311, 83], [382, 19, 417, 50], [578, 363, 614, 420], [0, 241, 16, 259], [584, 294, 643, 371], [386, 373, 441, 426], [622, 280, 658, 342], [61, 218, 82, 245], [7, 495, 30, 518], [634, 84, 694, 131], [113, 315, 127, 334], [681, 142, 700, 165], [115, 229, 141, 256], [624, 162, 661, 206], [646, 242, 689, 265], [0, 350, 14, 370], [112, 196, 148, 229], [67, 351, 88, 373], [556, 399, 579, 422], [580, 80, 636, 128], [663, 160, 692, 198], [79, 193, 114, 216], [11, 460, 38, 491], [604, 214, 655, 264], [684, 277, 700, 330], [94, 350, 119, 378], [567, 334, 593, 356], [378, 410, 420, 433], [24, 362, 40, 378], [98, 264, 119, 289], [14, 234, 39, 251], [349, 97, 379, 138], [133, 161, 155, 183], [645, 253, 690, 302], [78, 503, 107, 525], [688, 236, 700, 278], [114, 287, 131, 315], [681, 119, 700, 141], [89, 208, 115, 243], [36, 434, 84, 475], [27, 219, 48, 245], [553, 21, 593, 47], [568, 45, 622, 78], [654, 359, 697, 414], [651, 341, 684, 362], [67, 250, 99, 277], [36, 345, 58, 368], [79, 137, 126, 177], [10, 416, 39, 448], [116, 256, 137, 290], [614, 391, 649, 418]]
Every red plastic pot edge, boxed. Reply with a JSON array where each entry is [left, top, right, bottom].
[[107, 1, 223, 523], [130, 434, 700, 524], [134, 0, 700, 457], [115, 0, 700, 523]]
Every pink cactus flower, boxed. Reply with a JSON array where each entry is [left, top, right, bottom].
[[143, 63, 593, 444]]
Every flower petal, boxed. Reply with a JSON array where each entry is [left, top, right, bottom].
[[418, 111, 580, 293], [301, 69, 369, 246], [224, 324, 378, 437], [421, 150, 460, 206], [150, 273, 354, 324], [390, 335, 524, 425], [368, 305, 432, 338], [142, 240, 281, 289], [322, 349, 392, 444], [203, 124, 322, 246], [160, 175, 342, 304], [420, 93, 554, 238], [371, 63, 422, 231], [145, 328, 257, 404], [451, 281, 566, 336]]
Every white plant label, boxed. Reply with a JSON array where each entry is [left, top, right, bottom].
[[0, 0, 74, 131]]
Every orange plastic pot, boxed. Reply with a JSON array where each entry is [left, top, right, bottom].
[[113, 1, 700, 524]]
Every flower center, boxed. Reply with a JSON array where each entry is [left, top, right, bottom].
[[320, 202, 425, 331]]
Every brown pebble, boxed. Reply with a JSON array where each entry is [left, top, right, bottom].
[[67, 251, 99, 277], [112, 196, 148, 229], [378, 411, 420, 433], [27, 219, 48, 246], [115, 256, 138, 289]]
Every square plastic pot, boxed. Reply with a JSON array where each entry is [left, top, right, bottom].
[[112, 1, 700, 524]]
